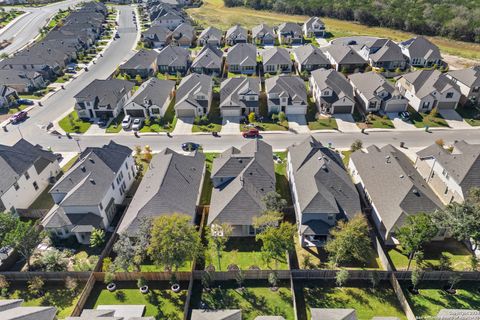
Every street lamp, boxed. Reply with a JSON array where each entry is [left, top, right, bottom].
[[74, 137, 82, 152]]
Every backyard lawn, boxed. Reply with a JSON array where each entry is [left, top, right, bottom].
[[403, 281, 480, 317], [8, 281, 84, 319], [199, 153, 218, 205], [190, 280, 294, 320], [274, 152, 292, 206], [456, 104, 480, 126], [303, 280, 407, 320], [308, 116, 338, 131], [58, 111, 91, 134], [85, 282, 187, 320], [204, 237, 289, 271], [388, 239, 473, 271], [408, 108, 449, 128]]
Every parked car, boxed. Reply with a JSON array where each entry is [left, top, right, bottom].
[[66, 64, 77, 73], [242, 128, 259, 138], [10, 111, 27, 124], [132, 118, 143, 131], [398, 111, 410, 121], [122, 114, 132, 129], [97, 119, 108, 127], [181, 142, 200, 152], [16, 99, 34, 105]]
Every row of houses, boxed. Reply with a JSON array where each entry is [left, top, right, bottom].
[[0, 2, 108, 97]]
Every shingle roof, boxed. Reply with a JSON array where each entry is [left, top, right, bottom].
[[156, 45, 190, 67], [120, 49, 158, 70], [170, 22, 195, 41], [220, 77, 260, 110], [0, 299, 56, 320], [226, 43, 257, 66], [399, 70, 460, 99], [303, 17, 324, 31], [143, 25, 170, 42], [118, 149, 205, 235], [262, 47, 291, 66], [277, 22, 302, 36], [447, 66, 480, 88], [198, 26, 223, 43], [310, 69, 354, 104], [265, 75, 307, 105], [208, 140, 275, 225], [288, 136, 361, 220], [225, 25, 247, 41], [350, 145, 443, 234], [0, 139, 57, 196], [126, 77, 175, 109], [252, 24, 275, 39], [400, 36, 441, 61], [325, 44, 366, 65], [191, 309, 242, 320], [293, 44, 330, 66], [368, 40, 406, 63], [348, 71, 398, 101], [74, 79, 134, 108], [175, 73, 213, 110], [192, 46, 223, 70]]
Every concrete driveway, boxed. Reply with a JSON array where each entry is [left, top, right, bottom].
[[387, 113, 417, 130], [173, 117, 194, 135], [439, 110, 472, 129], [335, 114, 361, 133], [221, 116, 240, 135], [287, 115, 310, 134]]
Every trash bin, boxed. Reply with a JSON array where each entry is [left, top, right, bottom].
[[425, 125, 429, 132]]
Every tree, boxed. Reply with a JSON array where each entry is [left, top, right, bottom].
[[28, 276, 44, 297], [438, 253, 451, 271], [90, 228, 105, 248], [65, 276, 78, 292], [0, 275, 9, 297], [207, 223, 232, 271], [470, 255, 478, 272], [252, 210, 283, 231], [448, 273, 461, 292], [143, 145, 153, 162], [256, 222, 295, 269], [336, 269, 349, 287], [350, 139, 363, 152], [147, 213, 203, 273], [395, 213, 438, 270], [113, 233, 137, 272], [277, 111, 286, 123], [261, 191, 287, 213], [248, 112, 256, 124], [235, 269, 245, 289], [104, 271, 115, 285], [413, 251, 424, 269], [0, 213, 18, 245], [411, 269, 421, 291], [201, 270, 214, 290], [325, 215, 372, 267], [3, 219, 45, 269], [39, 248, 68, 271]]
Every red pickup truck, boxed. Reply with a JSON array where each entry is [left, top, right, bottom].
[[242, 128, 260, 138]]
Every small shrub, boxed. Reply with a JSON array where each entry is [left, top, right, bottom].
[[28, 276, 44, 297]]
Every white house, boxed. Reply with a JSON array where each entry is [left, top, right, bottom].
[[303, 17, 326, 38], [446, 66, 480, 105], [0, 140, 60, 213], [265, 75, 308, 115]]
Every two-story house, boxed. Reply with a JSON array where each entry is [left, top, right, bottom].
[[42, 141, 136, 244], [265, 75, 308, 115], [310, 69, 355, 114], [251, 24, 276, 46], [415, 141, 480, 204], [151, 11, 184, 30], [303, 17, 326, 38], [0, 140, 60, 213], [226, 43, 257, 75], [446, 66, 480, 105], [288, 137, 361, 247], [174, 73, 213, 117], [74, 79, 134, 121], [0, 85, 19, 110], [262, 47, 292, 74], [208, 140, 276, 237], [167, 22, 195, 47], [219, 77, 261, 117], [277, 22, 303, 45], [123, 78, 176, 118], [349, 72, 408, 113], [396, 70, 461, 111], [399, 36, 442, 68]]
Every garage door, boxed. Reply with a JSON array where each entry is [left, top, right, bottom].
[[436, 101, 457, 110], [95, 111, 113, 118], [222, 109, 241, 117], [333, 105, 352, 114], [384, 101, 407, 113], [125, 109, 145, 117], [176, 109, 196, 117]]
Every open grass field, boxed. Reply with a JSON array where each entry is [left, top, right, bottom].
[[186, 0, 480, 61]]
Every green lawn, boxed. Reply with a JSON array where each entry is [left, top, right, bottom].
[[0, 10, 24, 28], [403, 281, 480, 317], [274, 152, 292, 206], [8, 281, 84, 319], [58, 111, 91, 134], [341, 150, 352, 167], [204, 237, 289, 271], [85, 282, 187, 320], [7, 104, 27, 114], [456, 104, 480, 126], [28, 187, 54, 210], [139, 260, 193, 272], [139, 99, 177, 133], [303, 281, 407, 320], [54, 74, 72, 84], [199, 153, 218, 205], [192, 99, 223, 133], [308, 116, 338, 130], [18, 87, 54, 100], [388, 239, 473, 271], [356, 113, 394, 129], [191, 280, 294, 320], [408, 108, 449, 128], [105, 112, 124, 133], [241, 120, 289, 132]]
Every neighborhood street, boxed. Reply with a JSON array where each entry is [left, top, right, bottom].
[[0, 0, 88, 55]]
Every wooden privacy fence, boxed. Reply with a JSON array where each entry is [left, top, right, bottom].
[[71, 273, 96, 317], [0, 271, 91, 281], [192, 270, 291, 281]]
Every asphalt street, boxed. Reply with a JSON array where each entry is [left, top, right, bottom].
[[0, 0, 88, 55]]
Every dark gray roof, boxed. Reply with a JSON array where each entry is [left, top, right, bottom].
[[74, 79, 134, 108], [310, 308, 356, 320], [447, 66, 480, 88], [288, 136, 361, 218], [368, 40, 406, 63], [277, 22, 302, 36], [226, 43, 257, 66], [293, 44, 330, 66], [251, 24, 275, 39], [399, 70, 460, 99], [156, 45, 190, 67], [400, 36, 441, 61], [350, 145, 443, 234], [198, 26, 223, 43], [225, 25, 247, 41], [191, 47, 223, 70], [0, 70, 42, 86], [175, 73, 213, 110], [220, 77, 260, 110], [126, 77, 175, 109], [303, 17, 324, 31], [262, 47, 291, 66], [311, 69, 354, 105], [49, 141, 132, 207], [0, 139, 57, 196], [265, 75, 307, 105], [0, 299, 56, 320], [191, 309, 242, 320], [170, 22, 195, 41], [118, 148, 205, 235], [349, 72, 398, 101], [120, 49, 158, 70], [143, 25, 170, 42], [417, 140, 480, 193], [209, 140, 275, 225], [325, 44, 366, 65]]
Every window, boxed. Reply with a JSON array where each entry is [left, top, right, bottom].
[[422, 101, 430, 109], [99, 203, 103, 210], [125, 162, 128, 169], [368, 101, 377, 109], [25, 172, 30, 180], [473, 86, 479, 93], [13, 182, 19, 191], [446, 92, 454, 99], [128, 172, 131, 180], [33, 181, 38, 190]]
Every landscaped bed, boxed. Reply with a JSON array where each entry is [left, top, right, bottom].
[[192, 99, 222, 133], [302, 280, 407, 320], [388, 238, 473, 271], [58, 111, 91, 134], [190, 280, 294, 320], [408, 107, 449, 128], [84, 281, 187, 320], [403, 281, 480, 317]]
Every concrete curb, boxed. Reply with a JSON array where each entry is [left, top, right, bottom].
[[0, 11, 30, 37]]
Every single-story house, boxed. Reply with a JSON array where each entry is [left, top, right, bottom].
[[293, 44, 331, 74], [277, 22, 303, 45], [225, 25, 248, 46], [226, 43, 257, 75], [142, 25, 170, 48], [0, 85, 19, 110], [191, 45, 224, 76], [303, 17, 325, 38], [167, 22, 195, 47], [324, 44, 367, 72], [119, 49, 159, 79], [197, 26, 223, 47], [262, 47, 292, 74], [251, 24, 276, 46], [156, 45, 190, 75]]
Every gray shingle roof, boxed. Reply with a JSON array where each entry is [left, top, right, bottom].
[[265, 75, 307, 105], [288, 136, 361, 220], [262, 47, 291, 66], [399, 70, 460, 99], [368, 40, 406, 63], [226, 43, 257, 66], [303, 17, 324, 32], [170, 22, 195, 41], [120, 49, 158, 70], [348, 71, 398, 101], [198, 26, 223, 43], [220, 77, 260, 110], [225, 25, 247, 41], [192, 46, 223, 70], [310, 308, 357, 320], [74, 79, 134, 108], [293, 44, 330, 66], [0, 70, 42, 87], [175, 73, 213, 110], [126, 77, 175, 110], [447, 66, 480, 88], [400, 36, 441, 61], [350, 145, 443, 234], [310, 69, 354, 104], [208, 140, 275, 225], [325, 44, 366, 65], [156, 45, 190, 67], [0, 139, 57, 197], [277, 22, 302, 37], [251, 24, 275, 39], [191, 309, 242, 320], [118, 148, 204, 236], [143, 25, 170, 42], [0, 299, 56, 320]]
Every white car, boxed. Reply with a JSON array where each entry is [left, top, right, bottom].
[[121, 115, 132, 129], [132, 118, 143, 131]]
